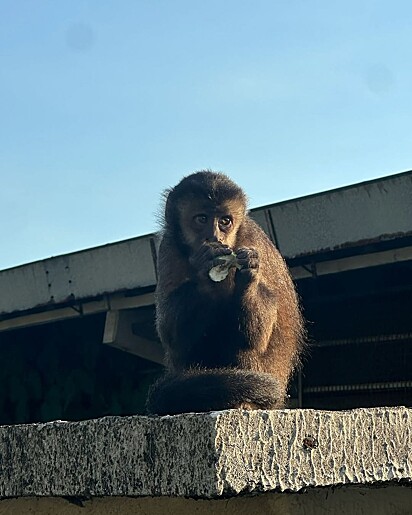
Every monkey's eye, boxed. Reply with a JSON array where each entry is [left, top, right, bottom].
[[219, 216, 232, 228], [194, 214, 208, 224]]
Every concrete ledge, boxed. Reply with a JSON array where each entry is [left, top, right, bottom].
[[0, 407, 411, 499]]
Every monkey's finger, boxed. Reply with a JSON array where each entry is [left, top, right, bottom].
[[199, 243, 231, 261], [190, 245, 217, 269], [212, 257, 231, 267], [236, 248, 258, 260], [190, 246, 210, 263], [210, 248, 233, 259], [203, 246, 232, 261], [237, 257, 259, 270], [207, 241, 230, 247]]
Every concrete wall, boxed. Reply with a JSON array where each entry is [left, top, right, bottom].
[[0, 407, 411, 514]]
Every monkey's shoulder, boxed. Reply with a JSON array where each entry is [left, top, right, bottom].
[[156, 234, 192, 293]]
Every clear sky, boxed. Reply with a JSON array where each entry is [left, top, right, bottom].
[[1, 1, 411, 270]]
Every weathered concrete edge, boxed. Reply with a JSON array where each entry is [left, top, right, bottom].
[[0, 407, 411, 499], [0, 414, 219, 498], [214, 407, 412, 494]]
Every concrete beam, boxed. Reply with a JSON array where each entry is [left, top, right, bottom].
[[0, 407, 411, 499], [103, 308, 164, 364], [252, 170, 412, 258], [0, 236, 157, 317]]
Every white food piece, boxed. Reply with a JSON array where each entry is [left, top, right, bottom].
[[208, 253, 240, 282]]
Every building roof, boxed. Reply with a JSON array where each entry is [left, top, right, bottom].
[[1, 169, 411, 319]]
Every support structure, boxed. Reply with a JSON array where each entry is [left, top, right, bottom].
[[0, 408, 411, 499]]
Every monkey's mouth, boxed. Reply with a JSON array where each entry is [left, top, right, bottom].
[[208, 253, 240, 282]]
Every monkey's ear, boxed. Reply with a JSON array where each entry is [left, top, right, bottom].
[[162, 187, 176, 227], [162, 187, 173, 201]]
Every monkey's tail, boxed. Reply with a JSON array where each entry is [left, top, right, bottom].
[[146, 368, 285, 415]]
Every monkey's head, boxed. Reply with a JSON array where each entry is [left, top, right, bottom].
[[164, 171, 248, 252]]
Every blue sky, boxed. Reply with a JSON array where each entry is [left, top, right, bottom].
[[1, 1, 411, 270]]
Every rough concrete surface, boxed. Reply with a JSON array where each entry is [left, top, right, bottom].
[[215, 407, 412, 494], [0, 407, 411, 499]]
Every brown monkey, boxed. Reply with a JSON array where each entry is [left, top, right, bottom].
[[146, 171, 304, 415]]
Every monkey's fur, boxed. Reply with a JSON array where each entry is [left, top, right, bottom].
[[146, 171, 304, 415]]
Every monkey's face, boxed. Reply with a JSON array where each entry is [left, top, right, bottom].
[[178, 200, 244, 250]]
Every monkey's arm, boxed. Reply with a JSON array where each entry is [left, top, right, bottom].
[[237, 282, 278, 355], [233, 246, 279, 354], [235, 240, 303, 386], [156, 280, 219, 369], [157, 281, 208, 337]]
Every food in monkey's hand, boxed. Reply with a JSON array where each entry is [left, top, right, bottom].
[[208, 252, 241, 282]]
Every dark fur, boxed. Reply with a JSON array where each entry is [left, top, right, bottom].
[[146, 171, 304, 415]]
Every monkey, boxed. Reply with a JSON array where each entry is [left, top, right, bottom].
[[146, 171, 304, 415]]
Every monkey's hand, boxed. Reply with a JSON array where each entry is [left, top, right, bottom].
[[189, 242, 233, 279], [235, 247, 259, 285]]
